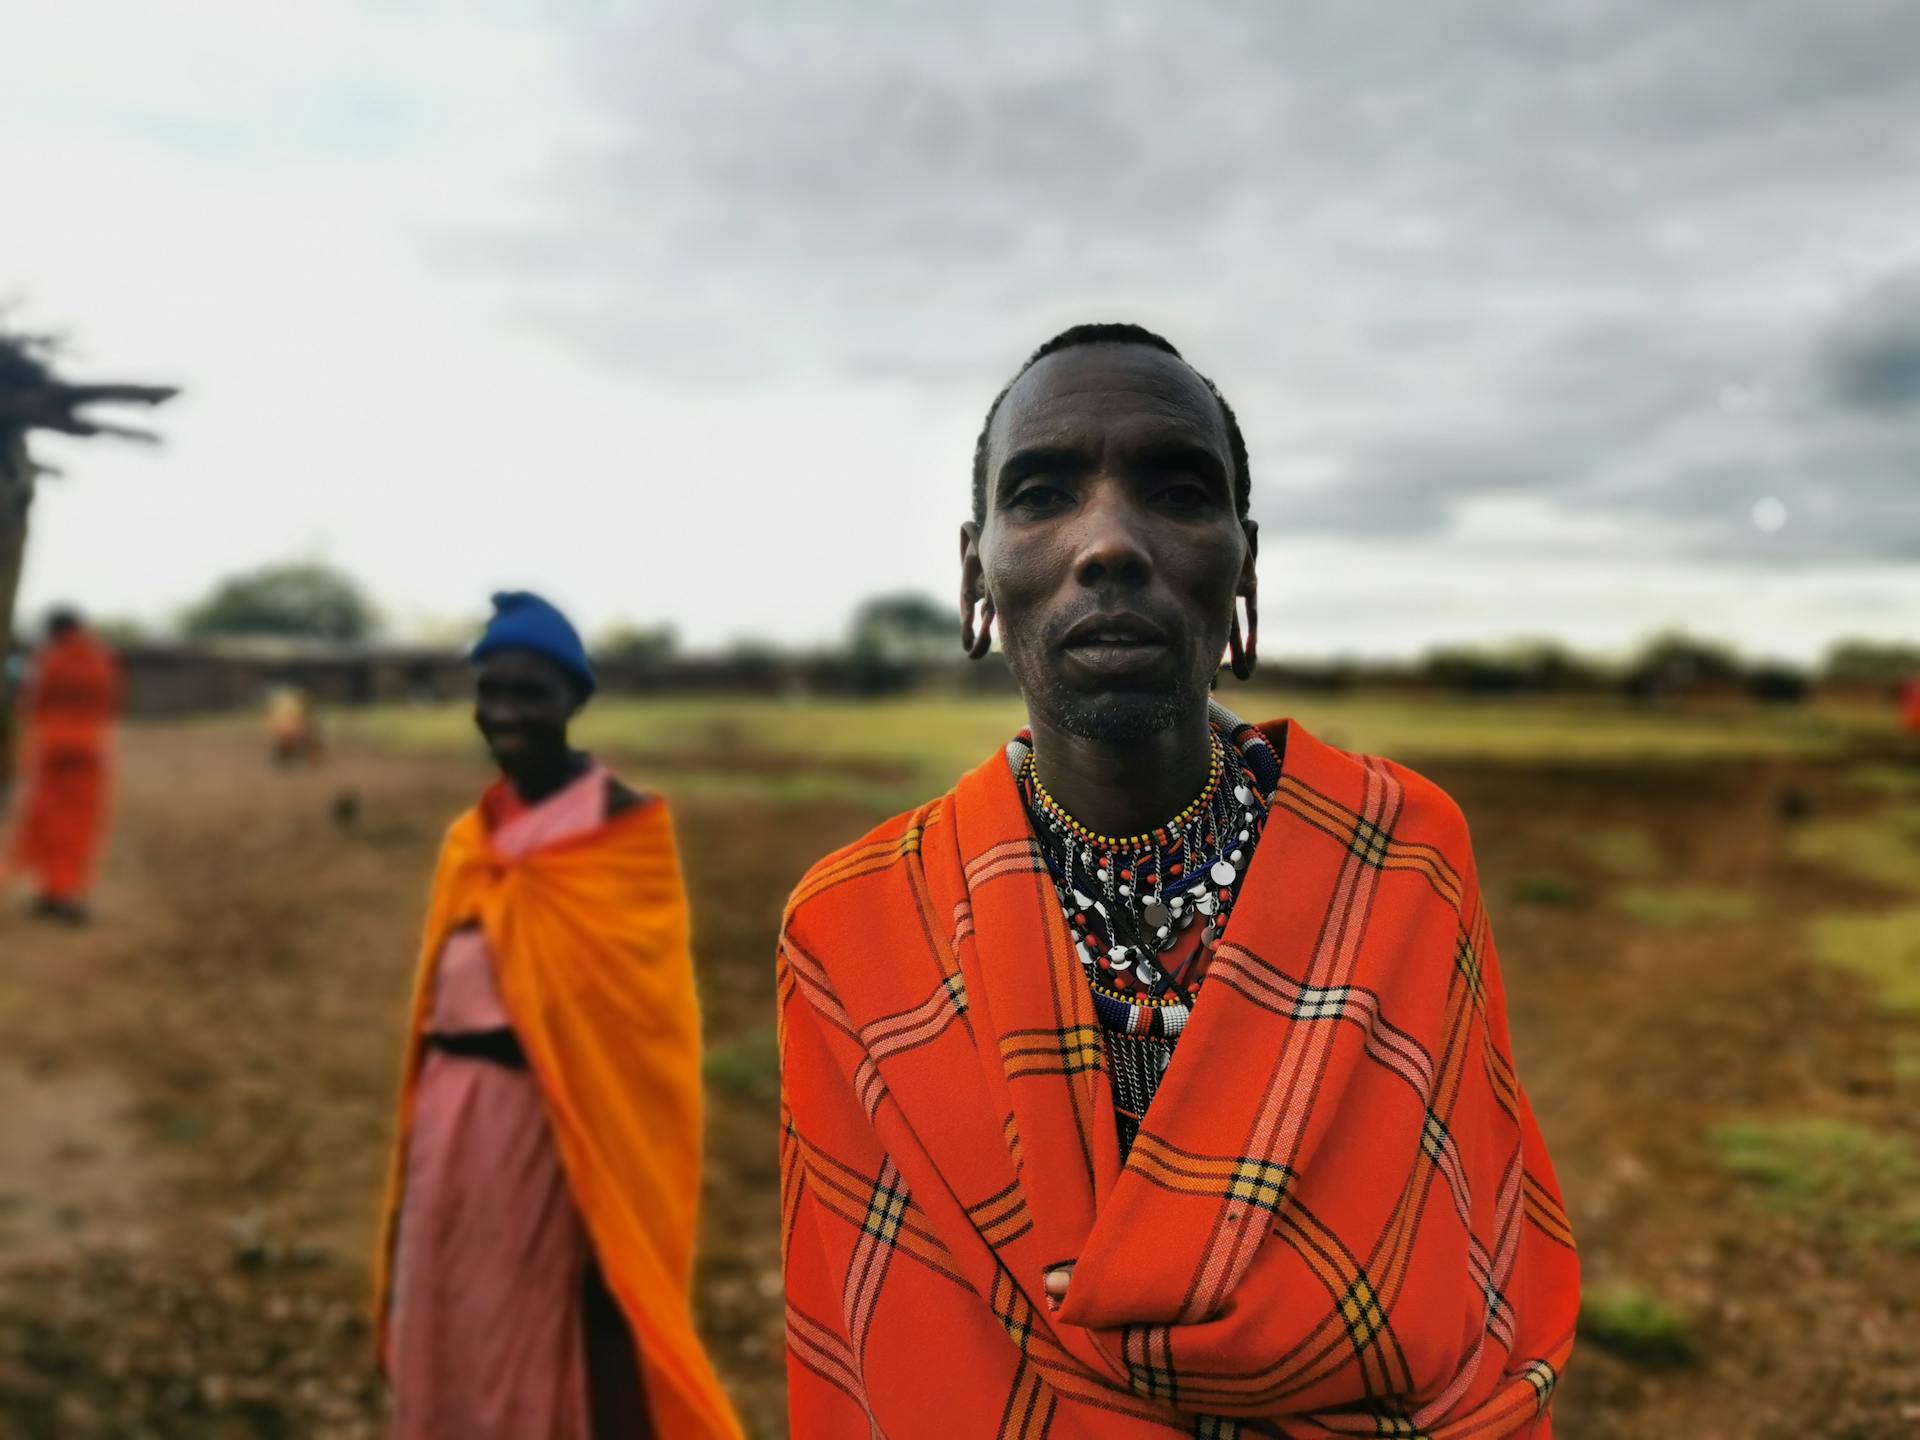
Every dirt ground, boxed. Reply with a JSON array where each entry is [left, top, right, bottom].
[[1, 713, 1917, 1437]]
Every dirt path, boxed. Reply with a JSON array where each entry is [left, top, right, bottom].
[[1431, 754, 1920, 1438], [1, 720, 1915, 1436]]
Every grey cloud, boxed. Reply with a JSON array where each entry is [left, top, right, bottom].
[[454, 0, 1920, 563], [1821, 269, 1920, 414]]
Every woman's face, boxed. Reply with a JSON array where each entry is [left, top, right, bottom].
[[473, 648, 580, 777]]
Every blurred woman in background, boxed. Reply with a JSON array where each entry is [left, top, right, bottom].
[[372, 591, 740, 1440], [6, 607, 121, 924]]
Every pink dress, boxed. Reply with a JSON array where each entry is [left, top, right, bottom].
[[389, 764, 648, 1439]]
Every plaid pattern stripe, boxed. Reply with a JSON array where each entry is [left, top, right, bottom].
[[786, 1299, 869, 1412], [779, 717, 1579, 1436], [1270, 772, 1465, 909], [1128, 1134, 1297, 1216], [1000, 1024, 1106, 1082], [969, 1179, 1036, 1250], [860, 971, 971, 1064], [789, 1131, 964, 1285]]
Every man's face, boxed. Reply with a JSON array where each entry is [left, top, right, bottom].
[[473, 648, 578, 774], [965, 344, 1255, 743]]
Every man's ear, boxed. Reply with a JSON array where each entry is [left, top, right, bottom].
[[960, 520, 986, 617], [960, 522, 994, 659]]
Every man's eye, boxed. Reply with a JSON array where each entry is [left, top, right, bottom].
[[1156, 480, 1211, 508], [1010, 483, 1071, 510]]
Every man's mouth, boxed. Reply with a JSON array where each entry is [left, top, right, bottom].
[[1062, 612, 1168, 645], [1060, 613, 1172, 675], [1071, 632, 1160, 646]]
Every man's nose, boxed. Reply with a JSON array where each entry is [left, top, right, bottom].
[[1071, 483, 1152, 588]]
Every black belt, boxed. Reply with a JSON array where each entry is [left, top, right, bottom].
[[427, 1028, 527, 1068]]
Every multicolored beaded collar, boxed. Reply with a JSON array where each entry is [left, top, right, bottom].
[[1014, 721, 1280, 1040]]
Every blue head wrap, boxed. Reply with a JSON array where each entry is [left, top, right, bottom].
[[470, 591, 595, 697]]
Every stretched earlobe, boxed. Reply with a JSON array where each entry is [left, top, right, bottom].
[[966, 599, 996, 660], [1228, 592, 1258, 682], [960, 596, 995, 660]]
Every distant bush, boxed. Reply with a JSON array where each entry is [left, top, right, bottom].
[[1747, 663, 1811, 705], [1579, 1288, 1695, 1367], [1623, 632, 1745, 700], [1824, 640, 1920, 690], [1510, 873, 1587, 908], [1422, 641, 1600, 695]]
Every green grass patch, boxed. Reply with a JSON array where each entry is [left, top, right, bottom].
[[1710, 1118, 1920, 1252], [703, 1026, 780, 1099], [330, 690, 1889, 787], [1509, 873, 1588, 908], [1788, 806, 1920, 895], [1577, 1287, 1695, 1367], [1617, 885, 1759, 928], [1578, 825, 1664, 878], [338, 697, 1030, 811], [1894, 1042, 1920, 1087], [1243, 693, 1886, 762], [1807, 906, 1920, 1017]]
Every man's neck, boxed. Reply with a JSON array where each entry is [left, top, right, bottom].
[[1026, 706, 1215, 842]]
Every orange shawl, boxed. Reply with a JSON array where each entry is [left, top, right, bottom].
[[374, 792, 743, 1439], [779, 718, 1578, 1437]]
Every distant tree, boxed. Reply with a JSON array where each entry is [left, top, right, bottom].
[[1, 317, 177, 784], [597, 622, 679, 667], [1422, 647, 1523, 695], [1746, 661, 1811, 705], [849, 592, 954, 666], [181, 562, 377, 642], [1505, 640, 1601, 693], [845, 591, 954, 694], [1824, 640, 1920, 691], [1624, 632, 1746, 700], [1422, 640, 1599, 695]]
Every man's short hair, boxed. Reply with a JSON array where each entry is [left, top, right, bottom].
[[971, 322, 1252, 524]]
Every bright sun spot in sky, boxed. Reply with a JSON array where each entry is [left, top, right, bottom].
[[1751, 497, 1789, 534]]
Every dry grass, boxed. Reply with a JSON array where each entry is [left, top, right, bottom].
[[1616, 885, 1759, 928], [1787, 805, 1920, 896], [7, 698, 1920, 1437], [1807, 907, 1920, 1018], [1577, 825, 1665, 879]]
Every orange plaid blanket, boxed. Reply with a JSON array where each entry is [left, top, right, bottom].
[[779, 717, 1577, 1437]]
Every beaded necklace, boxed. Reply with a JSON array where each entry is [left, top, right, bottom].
[[1016, 722, 1278, 1151]]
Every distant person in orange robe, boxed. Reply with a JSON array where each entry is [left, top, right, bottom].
[[1901, 676, 1920, 737], [7, 609, 120, 924]]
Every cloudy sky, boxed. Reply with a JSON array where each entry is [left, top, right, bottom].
[[5, 0, 1917, 660]]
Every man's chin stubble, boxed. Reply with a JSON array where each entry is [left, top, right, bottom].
[[1038, 679, 1196, 744], [1005, 644, 1203, 745]]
